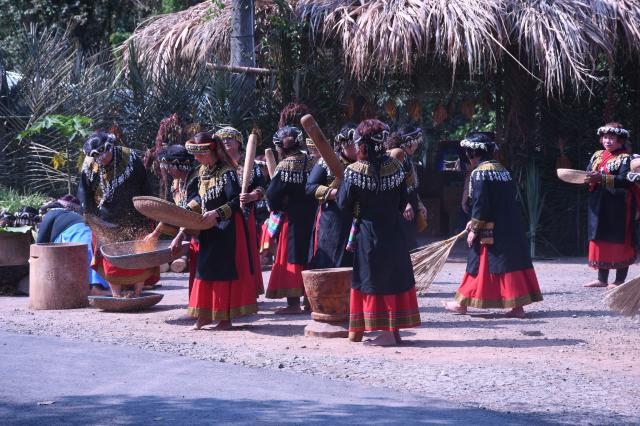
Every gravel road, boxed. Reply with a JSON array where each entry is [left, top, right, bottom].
[[1, 247, 638, 425]]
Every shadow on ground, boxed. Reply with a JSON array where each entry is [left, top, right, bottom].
[[0, 394, 561, 426]]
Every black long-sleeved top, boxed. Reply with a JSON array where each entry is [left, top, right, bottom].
[[466, 160, 533, 275], [305, 155, 354, 268], [336, 156, 415, 295], [77, 146, 151, 234], [586, 149, 634, 244], [266, 151, 316, 265], [186, 162, 242, 281]]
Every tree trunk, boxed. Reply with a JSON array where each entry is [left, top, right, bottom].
[[230, 0, 256, 116]]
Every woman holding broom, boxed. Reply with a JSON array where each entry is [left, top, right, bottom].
[[266, 126, 317, 314], [306, 123, 358, 268], [444, 132, 542, 318], [337, 119, 421, 346], [583, 123, 636, 289], [172, 132, 258, 330], [217, 126, 266, 296]]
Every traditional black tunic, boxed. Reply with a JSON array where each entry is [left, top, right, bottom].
[[77, 146, 151, 235], [401, 154, 421, 249], [465, 160, 532, 275], [586, 150, 634, 244], [266, 151, 317, 265], [187, 163, 241, 281], [336, 156, 414, 295], [305, 155, 354, 268], [77, 146, 158, 286]]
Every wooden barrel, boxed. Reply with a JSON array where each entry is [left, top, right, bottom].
[[0, 232, 31, 267], [302, 267, 352, 322], [29, 243, 89, 310]]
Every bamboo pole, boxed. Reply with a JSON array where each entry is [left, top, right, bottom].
[[242, 133, 258, 195], [300, 114, 344, 179], [265, 148, 277, 179], [207, 63, 276, 75]]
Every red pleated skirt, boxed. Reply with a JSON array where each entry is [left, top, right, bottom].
[[266, 215, 305, 299], [247, 209, 265, 296], [91, 236, 159, 287], [349, 287, 421, 332], [588, 241, 636, 269], [187, 213, 258, 320], [589, 191, 636, 269], [188, 238, 200, 297], [455, 246, 543, 309]]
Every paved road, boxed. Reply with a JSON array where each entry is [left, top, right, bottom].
[[0, 331, 551, 425]]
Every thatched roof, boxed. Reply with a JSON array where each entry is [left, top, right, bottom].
[[120, 2, 234, 69], [298, 0, 640, 95], [122, 0, 640, 95]]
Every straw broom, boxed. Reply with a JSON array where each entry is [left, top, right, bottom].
[[411, 230, 467, 294], [604, 275, 640, 317]]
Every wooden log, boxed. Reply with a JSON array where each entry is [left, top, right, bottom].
[[207, 63, 276, 75], [300, 114, 344, 179], [265, 148, 277, 179], [242, 134, 258, 194]]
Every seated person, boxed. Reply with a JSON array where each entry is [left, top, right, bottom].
[[37, 195, 110, 295]]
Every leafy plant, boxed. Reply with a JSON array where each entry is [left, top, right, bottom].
[[0, 185, 48, 213], [515, 160, 546, 258], [18, 114, 93, 194]]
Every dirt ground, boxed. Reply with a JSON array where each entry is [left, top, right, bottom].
[[1, 245, 639, 425]]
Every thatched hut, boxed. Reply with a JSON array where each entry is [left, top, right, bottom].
[[122, 0, 640, 254]]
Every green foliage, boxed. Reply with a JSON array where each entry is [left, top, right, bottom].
[[0, 186, 48, 213], [515, 160, 546, 258], [19, 114, 93, 144], [109, 31, 131, 49]]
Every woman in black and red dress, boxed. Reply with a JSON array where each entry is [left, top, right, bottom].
[[444, 132, 542, 318], [337, 119, 421, 346], [217, 126, 266, 296], [584, 123, 636, 289], [172, 132, 257, 330], [266, 126, 317, 314], [78, 131, 159, 298], [306, 123, 358, 268]]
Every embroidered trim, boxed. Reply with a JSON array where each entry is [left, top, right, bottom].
[[597, 126, 630, 139], [85, 147, 137, 209], [198, 165, 237, 213], [590, 150, 630, 174], [343, 157, 405, 191], [405, 157, 419, 193], [215, 204, 233, 221], [274, 152, 313, 184], [215, 127, 243, 145], [460, 139, 499, 151]]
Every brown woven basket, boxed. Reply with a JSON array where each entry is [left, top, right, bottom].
[[133, 196, 209, 230], [89, 292, 164, 312], [101, 239, 190, 269], [557, 168, 588, 185]]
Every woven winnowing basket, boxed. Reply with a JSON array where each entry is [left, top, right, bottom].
[[100, 239, 190, 269], [556, 168, 588, 185], [133, 196, 209, 230]]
